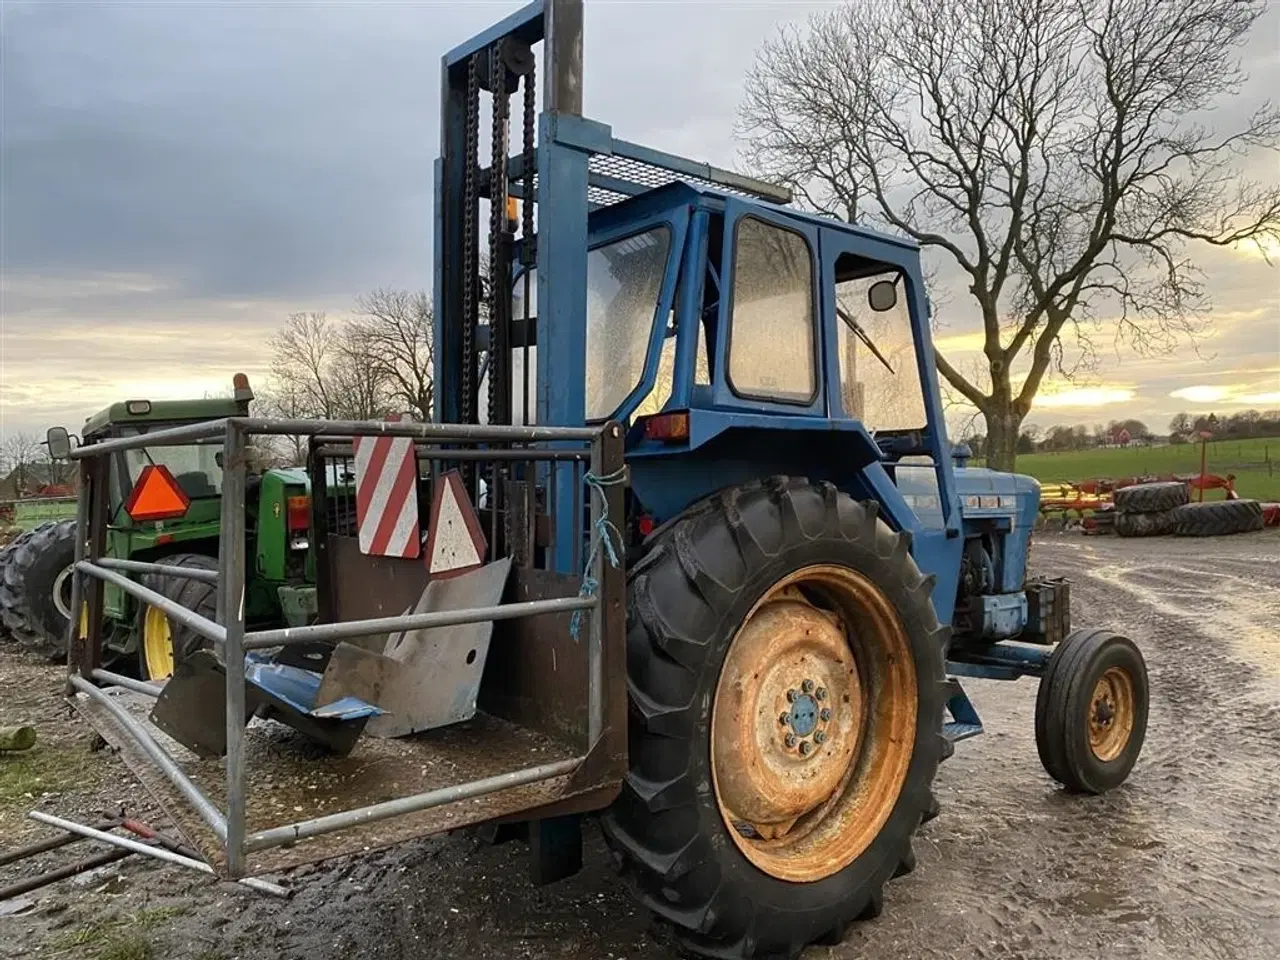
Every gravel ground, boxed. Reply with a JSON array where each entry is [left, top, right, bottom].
[[2, 529, 1277, 960]]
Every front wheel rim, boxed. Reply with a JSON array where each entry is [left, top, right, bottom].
[[1088, 666, 1135, 762], [53, 565, 74, 620], [142, 606, 174, 680], [710, 564, 918, 883]]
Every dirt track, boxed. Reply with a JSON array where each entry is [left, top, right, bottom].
[[3, 530, 1278, 959]]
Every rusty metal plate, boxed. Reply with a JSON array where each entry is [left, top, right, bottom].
[[481, 567, 588, 743], [149, 650, 263, 759], [326, 534, 429, 650]]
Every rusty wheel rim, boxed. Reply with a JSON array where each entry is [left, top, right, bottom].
[[710, 564, 917, 883], [1088, 666, 1135, 762]]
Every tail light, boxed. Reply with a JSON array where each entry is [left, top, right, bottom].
[[286, 495, 311, 532], [642, 411, 690, 443]]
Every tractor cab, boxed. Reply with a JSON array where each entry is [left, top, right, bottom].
[[41, 375, 320, 676]]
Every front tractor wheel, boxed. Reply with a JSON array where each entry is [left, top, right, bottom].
[[137, 553, 218, 681], [1035, 628, 1148, 794], [602, 478, 948, 959]]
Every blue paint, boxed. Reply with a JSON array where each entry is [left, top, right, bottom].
[[976, 593, 1030, 639], [787, 694, 820, 737], [244, 656, 382, 721], [943, 681, 984, 742]]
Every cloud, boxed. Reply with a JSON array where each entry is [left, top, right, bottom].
[[0, 0, 1276, 445], [1033, 386, 1137, 409]]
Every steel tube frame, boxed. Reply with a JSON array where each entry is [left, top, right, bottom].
[[312, 443, 589, 462], [27, 812, 287, 897], [68, 674, 228, 840], [245, 755, 583, 851], [236, 416, 597, 442], [77, 561, 226, 645], [242, 594, 596, 650], [63, 411, 617, 877], [66, 418, 228, 457], [91, 668, 164, 698], [96, 556, 219, 583], [219, 420, 249, 876]]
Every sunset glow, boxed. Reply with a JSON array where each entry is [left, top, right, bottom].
[[1032, 387, 1136, 408]]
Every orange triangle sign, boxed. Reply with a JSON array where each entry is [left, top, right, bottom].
[[125, 464, 191, 522]]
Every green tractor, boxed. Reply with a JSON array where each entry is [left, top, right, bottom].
[[3, 375, 320, 678]]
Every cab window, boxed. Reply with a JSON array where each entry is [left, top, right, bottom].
[[728, 217, 816, 403]]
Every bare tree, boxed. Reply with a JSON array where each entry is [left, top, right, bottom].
[[739, 0, 1280, 469], [263, 311, 395, 423], [351, 289, 434, 421], [1, 431, 42, 493]]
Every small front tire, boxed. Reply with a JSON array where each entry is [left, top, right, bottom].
[[1035, 628, 1148, 794], [137, 553, 218, 681]]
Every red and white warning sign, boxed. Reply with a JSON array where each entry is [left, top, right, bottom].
[[424, 469, 487, 578], [353, 427, 420, 558]]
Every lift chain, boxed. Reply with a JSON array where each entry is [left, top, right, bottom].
[[488, 40, 514, 551], [521, 58, 536, 267], [461, 52, 480, 428], [488, 38, 511, 429]]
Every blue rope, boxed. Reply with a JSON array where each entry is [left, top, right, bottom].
[[569, 466, 626, 641]]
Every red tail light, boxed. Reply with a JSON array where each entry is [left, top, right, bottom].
[[286, 495, 311, 532], [643, 411, 690, 443]]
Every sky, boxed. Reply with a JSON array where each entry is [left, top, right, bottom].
[[1, 0, 1277, 443]]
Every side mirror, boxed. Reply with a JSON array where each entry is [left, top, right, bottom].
[[45, 427, 74, 460], [867, 279, 898, 312]]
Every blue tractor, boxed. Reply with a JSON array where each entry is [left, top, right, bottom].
[[435, 3, 1149, 956]]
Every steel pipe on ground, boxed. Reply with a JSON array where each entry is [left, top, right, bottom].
[[68, 674, 228, 841]]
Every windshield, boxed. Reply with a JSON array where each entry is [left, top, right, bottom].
[[585, 226, 671, 421], [119, 428, 224, 500], [835, 269, 926, 432]]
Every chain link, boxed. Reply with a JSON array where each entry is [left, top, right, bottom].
[[521, 58, 536, 267], [461, 53, 480, 427]]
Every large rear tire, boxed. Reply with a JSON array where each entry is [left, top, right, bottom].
[[137, 553, 218, 681], [601, 478, 948, 959], [1113, 481, 1188, 514], [1171, 499, 1264, 537], [0, 520, 77, 658], [1113, 510, 1175, 538]]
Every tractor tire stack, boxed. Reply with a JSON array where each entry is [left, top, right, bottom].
[[1111, 481, 1267, 538], [1112, 482, 1187, 538]]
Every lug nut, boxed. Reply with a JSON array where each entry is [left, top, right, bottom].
[[779, 712, 790, 726], [814, 731, 826, 744], [815, 687, 827, 701], [820, 708, 831, 722], [799, 740, 812, 756], [786, 689, 797, 703], [801, 679, 815, 694], [784, 734, 797, 748]]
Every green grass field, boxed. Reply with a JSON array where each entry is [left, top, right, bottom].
[[1008, 438, 1280, 501]]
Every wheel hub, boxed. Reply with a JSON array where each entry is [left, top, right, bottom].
[[712, 592, 865, 840], [710, 564, 919, 883], [1088, 666, 1135, 762]]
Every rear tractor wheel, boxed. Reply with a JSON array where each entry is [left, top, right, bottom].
[[0, 520, 77, 659], [137, 553, 218, 681], [1035, 628, 1148, 794], [602, 478, 948, 959]]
